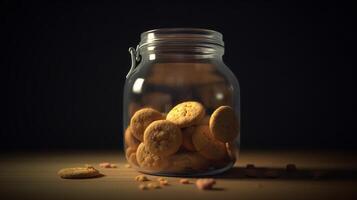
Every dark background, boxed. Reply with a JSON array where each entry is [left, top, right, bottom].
[[1, 1, 355, 151]]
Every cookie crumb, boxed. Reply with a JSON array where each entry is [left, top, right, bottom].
[[180, 179, 190, 184], [159, 180, 169, 186], [196, 179, 216, 190], [99, 162, 118, 168], [135, 175, 149, 182], [125, 164, 131, 168], [157, 177, 166, 181], [99, 162, 111, 168], [147, 183, 161, 189], [138, 184, 148, 190]]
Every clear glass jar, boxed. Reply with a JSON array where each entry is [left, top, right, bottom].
[[123, 28, 240, 176]]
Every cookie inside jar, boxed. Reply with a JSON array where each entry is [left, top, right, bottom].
[[123, 28, 240, 176], [124, 101, 239, 176]]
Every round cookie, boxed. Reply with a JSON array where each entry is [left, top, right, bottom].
[[209, 106, 239, 142], [124, 126, 140, 149], [181, 126, 196, 151], [192, 125, 227, 160], [136, 143, 169, 171], [130, 108, 164, 141], [58, 166, 101, 179], [143, 120, 182, 157], [166, 101, 205, 128], [125, 147, 136, 160], [125, 147, 138, 166]]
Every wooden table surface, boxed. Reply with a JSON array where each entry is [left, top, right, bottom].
[[1, 150, 357, 200]]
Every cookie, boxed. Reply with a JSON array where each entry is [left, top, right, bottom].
[[166, 101, 205, 128], [168, 152, 209, 172], [209, 106, 239, 142], [130, 108, 164, 141], [192, 125, 227, 160], [124, 126, 140, 149], [125, 147, 138, 166], [196, 178, 216, 190], [136, 143, 169, 171], [181, 126, 196, 151], [58, 166, 101, 179], [143, 120, 182, 157]]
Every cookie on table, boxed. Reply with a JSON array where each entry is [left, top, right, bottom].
[[130, 108, 164, 141], [181, 126, 196, 151], [192, 125, 227, 161], [136, 143, 169, 171], [209, 106, 239, 142], [166, 101, 205, 128], [143, 120, 182, 157], [58, 166, 101, 179], [124, 126, 140, 149]]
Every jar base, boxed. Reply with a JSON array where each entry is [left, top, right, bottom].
[[135, 162, 235, 177]]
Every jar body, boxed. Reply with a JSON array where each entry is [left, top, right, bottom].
[[123, 30, 240, 176]]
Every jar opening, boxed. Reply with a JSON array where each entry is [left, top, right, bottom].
[[139, 28, 224, 49]]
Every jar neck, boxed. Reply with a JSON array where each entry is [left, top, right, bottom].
[[139, 44, 224, 62], [137, 28, 225, 62]]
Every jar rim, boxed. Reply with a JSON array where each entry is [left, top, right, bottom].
[[139, 28, 224, 48]]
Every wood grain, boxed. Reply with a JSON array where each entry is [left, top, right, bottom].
[[0, 150, 356, 200]]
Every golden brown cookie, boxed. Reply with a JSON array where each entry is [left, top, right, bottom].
[[58, 166, 101, 179], [136, 143, 169, 171], [166, 101, 205, 128], [125, 147, 138, 166], [192, 125, 227, 160], [209, 106, 239, 142], [124, 126, 140, 149], [130, 108, 164, 141], [181, 126, 196, 151], [143, 120, 182, 157]]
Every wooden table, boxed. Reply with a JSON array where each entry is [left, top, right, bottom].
[[1, 150, 356, 200]]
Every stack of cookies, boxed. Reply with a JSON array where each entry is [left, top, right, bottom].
[[124, 101, 239, 174]]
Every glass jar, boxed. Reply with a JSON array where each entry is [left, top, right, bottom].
[[123, 28, 240, 176]]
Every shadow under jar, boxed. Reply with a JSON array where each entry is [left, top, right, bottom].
[[123, 28, 240, 177]]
